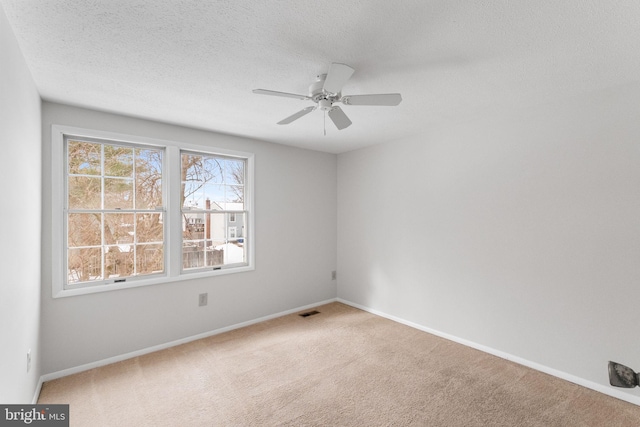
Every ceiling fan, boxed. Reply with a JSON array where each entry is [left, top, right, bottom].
[[253, 63, 402, 130]]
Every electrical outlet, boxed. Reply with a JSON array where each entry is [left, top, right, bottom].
[[198, 293, 208, 307], [331, 270, 337, 281], [26, 349, 31, 373]]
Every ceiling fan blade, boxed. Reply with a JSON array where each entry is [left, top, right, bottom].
[[341, 93, 402, 106], [277, 106, 316, 125], [323, 63, 355, 94], [328, 106, 352, 130], [253, 89, 311, 101]]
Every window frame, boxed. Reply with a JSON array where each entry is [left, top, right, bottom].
[[52, 125, 255, 298], [180, 150, 249, 272], [64, 136, 168, 289]]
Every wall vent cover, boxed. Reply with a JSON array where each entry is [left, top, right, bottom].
[[299, 310, 320, 318]]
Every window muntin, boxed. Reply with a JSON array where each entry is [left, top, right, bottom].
[[65, 138, 165, 287], [181, 152, 248, 271]]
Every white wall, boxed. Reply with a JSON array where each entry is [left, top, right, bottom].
[[41, 102, 337, 374], [337, 82, 640, 400], [0, 4, 42, 403]]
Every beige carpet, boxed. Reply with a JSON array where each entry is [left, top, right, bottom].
[[38, 302, 640, 426]]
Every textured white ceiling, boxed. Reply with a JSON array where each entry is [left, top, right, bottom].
[[3, 0, 640, 153]]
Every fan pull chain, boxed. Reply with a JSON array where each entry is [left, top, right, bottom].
[[324, 111, 327, 136]]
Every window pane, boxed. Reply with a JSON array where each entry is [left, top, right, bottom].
[[68, 176, 101, 209], [136, 178, 163, 210], [68, 247, 102, 283], [104, 145, 133, 177], [182, 180, 205, 209], [68, 213, 101, 247], [183, 213, 205, 241], [182, 242, 205, 269], [207, 246, 224, 267], [104, 178, 133, 209], [105, 246, 134, 278], [208, 212, 227, 243], [202, 156, 224, 183], [182, 153, 203, 183], [135, 148, 163, 209], [225, 185, 244, 205], [217, 240, 246, 265], [104, 213, 134, 244], [68, 140, 101, 175], [204, 183, 225, 207], [136, 213, 163, 243], [137, 244, 164, 275], [224, 158, 244, 185]]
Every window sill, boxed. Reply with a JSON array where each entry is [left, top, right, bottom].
[[52, 265, 255, 298]]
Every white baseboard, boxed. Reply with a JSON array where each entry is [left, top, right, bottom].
[[37, 298, 338, 388], [32, 377, 43, 404], [337, 298, 640, 407]]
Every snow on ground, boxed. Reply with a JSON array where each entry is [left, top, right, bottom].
[[215, 243, 245, 264]]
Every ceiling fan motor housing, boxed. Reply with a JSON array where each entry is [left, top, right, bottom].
[[309, 74, 339, 110]]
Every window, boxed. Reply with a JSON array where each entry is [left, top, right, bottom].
[[52, 125, 254, 297], [181, 151, 247, 270], [65, 138, 165, 285]]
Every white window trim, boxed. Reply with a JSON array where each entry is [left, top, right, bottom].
[[51, 125, 255, 298]]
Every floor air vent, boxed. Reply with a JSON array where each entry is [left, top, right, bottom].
[[299, 310, 320, 318]]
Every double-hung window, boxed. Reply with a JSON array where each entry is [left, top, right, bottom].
[[52, 125, 254, 297], [181, 151, 247, 270], [65, 138, 165, 285]]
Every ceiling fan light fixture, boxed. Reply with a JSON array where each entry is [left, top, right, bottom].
[[318, 99, 332, 111]]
